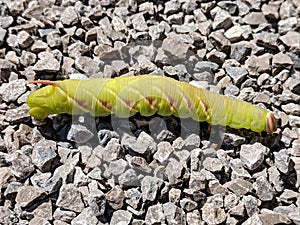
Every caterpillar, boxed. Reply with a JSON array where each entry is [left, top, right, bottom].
[[26, 75, 276, 133]]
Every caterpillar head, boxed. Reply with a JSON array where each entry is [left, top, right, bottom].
[[266, 112, 277, 134], [26, 81, 64, 120]]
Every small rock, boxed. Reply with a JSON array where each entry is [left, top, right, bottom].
[[145, 203, 165, 225], [162, 33, 191, 59], [60, 6, 79, 26], [225, 67, 248, 85], [224, 25, 244, 42], [230, 42, 251, 62], [255, 176, 274, 201], [212, 9, 232, 30], [16, 185, 45, 207], [0, 79, 27, 102], [53, 208, 76, 223], [29, 217, 51, 225], [253, 93, 270, 104], [288, 77, 300, 95], [141, 176, 164, 202], [125, 188, 142, 209], [203, 157, 223, 172], [75, 56, 100, 74], [240, 143, 267, 170], [282, 103, 300, 115], [254, 31, 279, 50], [165, 158, 185, 185], [209, 31, 231, 53], [273, 52, 293, 67], [259, 209, 291, 225], [180, 198, 197, 211], [274, 149, 293, 174], [33, 54, 60, 73], [184, 133, 201, 150], [32, 139, 57, 172], [187, 210, 203, 225], [206, 49, 227, 65], [56, 184, 85, 213], [6, 150, 35, 179], [71, 208, 99, 225], [280, 31, 300, 48], [131, 13, 148, 32], [243, 12, 267, 25], [5, 104, 30, 123], [279, 189, 299, 204], [224, 178, 252, 196], [110, 210, 132, 225], [118, 168, 139, 186], [153, 141, 174, 163], [202, 202, 227, 225], [242, 195, 259, 217], [46, 31, 61, 48], [67, 124, 94, 144], [17, 30, 33, 48], [268, 166, 284, 192], [105, 186, 124, 210], [242, 213, 262, 225], [163, 202, 186, 224]]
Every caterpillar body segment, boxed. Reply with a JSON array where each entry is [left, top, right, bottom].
[[27, 75, 276, 133]]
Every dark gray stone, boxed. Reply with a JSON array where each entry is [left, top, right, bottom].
[[32, 139, 57, 172], [67, 124, 94, 144]]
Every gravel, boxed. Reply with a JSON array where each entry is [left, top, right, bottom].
[[0, 1, 300, 224]]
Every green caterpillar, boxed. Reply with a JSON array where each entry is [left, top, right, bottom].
[[26, 75, 276, 133]]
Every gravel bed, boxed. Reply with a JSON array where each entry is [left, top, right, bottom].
[[0, 0, 300, 225]]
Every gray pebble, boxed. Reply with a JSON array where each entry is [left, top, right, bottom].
[[243, 12, 267, 25], [212, 9, 232, 30], [75, 56, 100, 74], [202, 202, 227, 225], [240, 143, 266, 170], [282, 103, 300, 115], [57, 184, 85, 212], [106, 185, 124, 210], [225, 67, 248, 85], [0, 79, 27, 102], [230, 42, 251, 62], [288, 76, 300, 95], [16, 185, 45, 208], [274, 149, 293, 174], [163, 202, 186, 224], [32, 139, 57, 172], [67, 124, 94, 144], [255, 176, 274, 201], [224, 178, 253, 196], [33, 53, 60, 72], [242, 195, 260, 217], [46, 31, 61, 48], [71, 208, 99, 225], [280, 31, 300, 48], [141, 176, 164, 202], [110, 210, 132, 225], [17, 30, 33, 48], [153, 141, 174, 163], [60, 6, 79, 26], [145, 203, 165, 225], [118, 168, 139, 187]]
